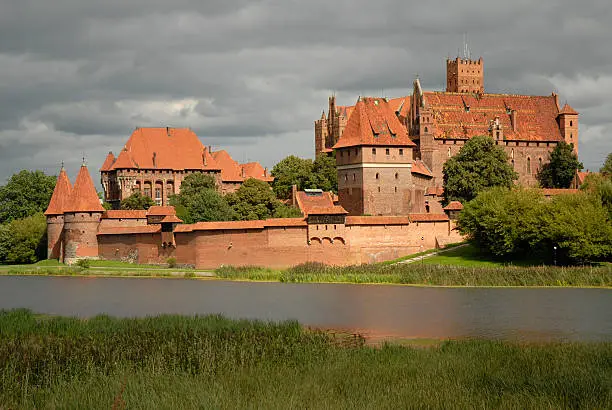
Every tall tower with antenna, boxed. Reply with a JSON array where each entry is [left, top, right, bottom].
[[446, 36, 484, 93]]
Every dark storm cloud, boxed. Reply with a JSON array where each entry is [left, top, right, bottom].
[[0, 0, 611, 185]]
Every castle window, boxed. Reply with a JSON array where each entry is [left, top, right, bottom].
[[395, 173, 399, 179], [352, 173, 356, 181], [378, 186, 381, 192], [399, 149, 403, 155], [424, 127, 428, 133], [344, 175, 348, 181], [375, 173, 380, 180], [570, 121, 573, 126], [527, 157, 531, 174], [394, 187, 397, 193], [570, 133, 573, 140], [372, 148, 376, 155], [448, 147, 451, 157], [386, 148, 390, 155], [511, 149, 514, 159]]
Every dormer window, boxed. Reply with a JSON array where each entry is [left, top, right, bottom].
[[465, 105, 470, 113]]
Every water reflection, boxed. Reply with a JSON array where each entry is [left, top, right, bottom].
[[0, 276, 610, 342]]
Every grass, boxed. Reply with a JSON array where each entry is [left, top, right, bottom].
[[216, 262, 612, 287], [421, 243, 546, 267], [0, 309, 610, 409]]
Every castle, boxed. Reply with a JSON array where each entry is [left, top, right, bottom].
[[315, 56, 579, 214], [45, 162, 461, 267], [100, 127, 272, 207]]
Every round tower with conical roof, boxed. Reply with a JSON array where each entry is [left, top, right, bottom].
[[63, 163, 105, 264], [44, 164, 72, 260]]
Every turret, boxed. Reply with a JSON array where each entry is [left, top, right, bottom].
[[558, 103, 579, 157], [63, 162, 104, 264], [44, 164, 72, 260]]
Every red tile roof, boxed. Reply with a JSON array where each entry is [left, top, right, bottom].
[[345, 216, 411, 225], [333, 97, 416, 148], [388, 96, 411, 121], [100, 152, 116, 172], [159, 215, 183, 223], [241, 162, 274, 182], [176, 220, 266, 232], [147, 206, 176, 216], [44, 167, 72, 215], [212, 150, 243, 182], [295, 191, 347, 216], [443, 201, 464, 211], [558, 103, 578, 115], [64, 165, 105, 213], [409, 213, 449, 222], [263, 218, 308, 227], [102, 210, 147, 219], [98, 225, 161, 235], [411, 160, 433, 177], [425, 186, 444, 197], [541, 188, 579, 196], [110, 128, 220, 171], [423, 92, 565, 142], [335, 105, 354, 119]]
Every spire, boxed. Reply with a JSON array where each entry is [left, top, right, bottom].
[[64, 164, 104, 213], [44, 165, 73, 216], [559, 103, 578, 115], [100, 151, 116, 171]]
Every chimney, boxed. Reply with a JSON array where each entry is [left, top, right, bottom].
[[241, 167, 246, 178], [166, 126, 170, 136], [291, 184, 298, 207], [510, 110, 517, 132], [202, 151, 207, 166], [153, 152, 157, 168], [208, 145, 212, 154]]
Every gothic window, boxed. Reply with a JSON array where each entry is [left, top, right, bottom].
[[386, 148, 390, 155], [378, 186, 381, 192], [372, 148, 376, 155], [511, 149, 514, 159], [448, 147, 451, 157], [570, 120, 573, 126], [395, 173, 399, 179], [399, 149, 403, 155], [352, 173, 356, 181], [375, 173, 380, 180], [344, 174, 348, 182], [424, 127, 428, 133], [155, 188, 162, 206], [395, 187, 397, 193], [570, 133, 573, 140], [527, 157, 531, 174]]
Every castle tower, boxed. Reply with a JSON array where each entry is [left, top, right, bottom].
[[446, 57, 484, 93], [334, 97, 416, 216], [44, 165, 72, 260], [558, 103, 579, 157], [314, 111, 328, 155], [63, 162, 105, 264]]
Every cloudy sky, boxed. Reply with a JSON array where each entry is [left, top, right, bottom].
[[0, 0, 610, 186]]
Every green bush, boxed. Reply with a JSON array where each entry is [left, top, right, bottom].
[[167, 257, 177, 268], [75, 259, 91, 269], [0, 212, 47, 264]]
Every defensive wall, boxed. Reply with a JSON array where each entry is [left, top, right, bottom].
[[97, 214, 462, 269]]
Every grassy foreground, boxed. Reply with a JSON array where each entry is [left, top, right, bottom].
[[1, 310, 610, 409]]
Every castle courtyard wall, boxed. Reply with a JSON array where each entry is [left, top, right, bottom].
[[97, 219, 463, 268]]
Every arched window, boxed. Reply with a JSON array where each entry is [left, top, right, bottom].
[[395, 173, 399, 179], [570, 120, 573, 126], [344, 174, 348, 181], [352, 173, 356, 181], [511, 149, 514, 159], [375, 173, 379, 180], [448, 147, 451, 157], [527, 157, 531, 174], [424, 126, 429, 133]]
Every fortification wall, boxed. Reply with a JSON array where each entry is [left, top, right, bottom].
[[96, 219, 463, 268]]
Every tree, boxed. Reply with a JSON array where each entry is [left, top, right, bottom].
[[169, 173, 233, 223], [308, 153, 338, 193], [600, 152, 612, 175], [226, 178, 285, 220], [458, 187, 547, 258], [0, 213, 47, 264], [271, 156, 314, 199], [170, 189, 235, 223], [443, 135, 518, 204], [0, 170, 56, 224], [581, 173, 612, 219], [120, 192, 155, 210], [537, 141, 583, 188], [541, 192, 612, 263], [176, 173, 217, 197]]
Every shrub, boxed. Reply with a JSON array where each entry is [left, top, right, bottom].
[[75, 259, 90, 269], [167, 257, 177, 268]]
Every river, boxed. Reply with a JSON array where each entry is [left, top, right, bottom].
[[1, 276, 610, 341]]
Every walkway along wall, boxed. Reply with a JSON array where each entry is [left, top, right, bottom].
[[97, 216, 462, 268]]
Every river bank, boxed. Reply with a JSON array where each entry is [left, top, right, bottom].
[[1, 309, 610, 409]]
